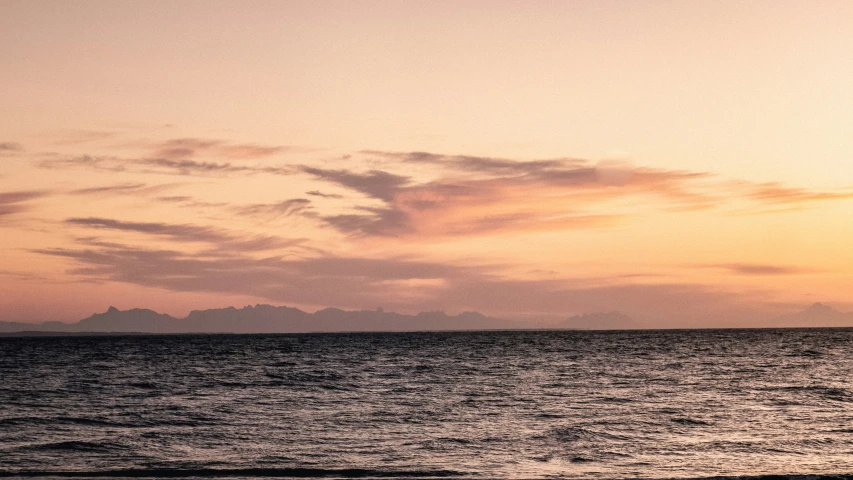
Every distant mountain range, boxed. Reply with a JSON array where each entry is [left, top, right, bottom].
[[0, 305, 639, 335], [1, 303, 850, 335], [0, 305, 522, 335]]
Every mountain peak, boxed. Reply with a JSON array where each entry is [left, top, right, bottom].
[[107, 306, 119, 313], [768, 302, 852, 328], [805, 302, 836, 314]]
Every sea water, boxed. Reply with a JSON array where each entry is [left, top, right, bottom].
[[2, 329, 853, 479]]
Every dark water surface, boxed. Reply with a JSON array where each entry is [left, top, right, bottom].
[[3, 329, 853, 479]]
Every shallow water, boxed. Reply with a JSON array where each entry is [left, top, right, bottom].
[[2, 329, 853, 479]]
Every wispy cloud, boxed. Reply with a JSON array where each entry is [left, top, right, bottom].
[[33, 243, 462, 310], [152, 137, 291, 160], [298, 159, 711, 237], [138, 157, 261, 175], [37, 155, 130, 173], [361, 150, 575, 175], [156, 196, 194, 203], [0, 142, 23, 153], [69, 183, 149, 195], [152, 196, 228, 209], [300, 166, 410, 202], [306, 190, 343, 199], [153, 138, 220, 159], [64, 217, 305, 252], [32, 239, 761, 325], [0, 190, 50, 217], [67, 183, 182, 197], [745, 182, 853, 204], [705, 263, 819, 276], [322, 207, 410, 236], [235, 198, 313, 220], [66, 217, 231, 243], [300, 151, 853, 238], [39, 154, 295, 177]]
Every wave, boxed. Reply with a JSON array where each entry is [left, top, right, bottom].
[[127, 381, 158, 389], [0, 416, 140, 428], [0, 468, 465, 478], [671, 417, 712, 426], [787, 348, 824, 357], [758, 385, 852, 402], [25, 441, 128, 453], [550, 425, 631, 443]]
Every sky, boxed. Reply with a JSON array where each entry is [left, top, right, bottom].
[[2, 0, 853, 327]]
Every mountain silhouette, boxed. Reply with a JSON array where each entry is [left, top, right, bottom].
[[0, 305, 520, 334], [76, 306, 178, 332], [7, 303, 848, 334], [769, 302, 853, 328]]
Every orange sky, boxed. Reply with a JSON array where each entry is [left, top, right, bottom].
[[2, 0, 852, 326]]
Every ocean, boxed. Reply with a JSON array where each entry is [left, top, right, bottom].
[[2, 329, 853, 479]]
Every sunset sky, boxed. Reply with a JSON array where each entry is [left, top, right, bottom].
[[2, 0, 853, 327]]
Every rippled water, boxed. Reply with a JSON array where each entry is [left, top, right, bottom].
[[3, 329, 853, 479]]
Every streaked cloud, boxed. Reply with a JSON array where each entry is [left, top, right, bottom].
[[152, 138, 291, 160], [38, 155, 128, 173], [746, 182, 853, 204], [299, 151, 853, 238], [297, 159, 710, 237], [361, 150, 574, 175], [300, 166, 410, 202], [64, 217, 304, 252], [0, 142, 23, 152], [322, 207, 410, 237], [706, 263, 819, 276], [32, 239, 760, 325], [156, 196, 193, 203], [235, 198, 313, 220], [0, 190, 50, 217], [69, 183, 149, 195], [138, 157, 261, 175], [306, 190, 343, 199], [38, 154, 295, 176], [67, 183, 183, 197]]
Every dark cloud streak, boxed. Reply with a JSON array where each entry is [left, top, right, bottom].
[[361, 150, 576, 175], [300, 167, 410, 202], [322, 207, 411, 236], [306, 190, 343, 199], [706, 263, 818, 276], [64, 217, 304, 252], [747, 182, 853, 204], [236, 198, 313, 219], [0, 142, 23, 152], [0, 190, 50, 217], [69, 183, 149, 195], [38, 155, 295, 177], [153, 138, 290, 160]]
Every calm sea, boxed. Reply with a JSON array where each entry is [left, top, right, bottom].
[[2, 329, 853, 479]]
